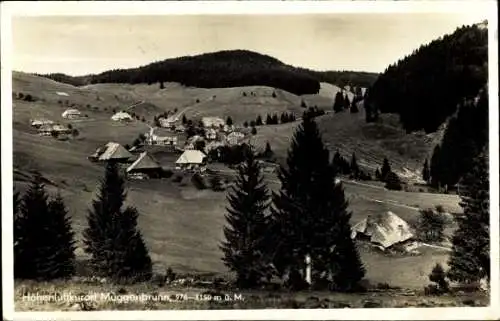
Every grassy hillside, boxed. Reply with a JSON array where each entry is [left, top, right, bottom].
[[12, 72, 461, 291], [37, 50, 379, 96]]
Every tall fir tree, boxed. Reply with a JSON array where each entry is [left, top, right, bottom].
[[269, 114, 365, 291], [256, 115, 263, 126], [430, 144, 442, 188], [221, 146, 272, 288], [83, 162, 152, 282], [14, 173, 75, 280], [350, 153, 359, 178], [381, 158, 391, 182], [343, 94, 351, 110], [447, 150, 489, 284], [226, 116, 233, 127], [333, 92, 344, 113], [422, 158, 431, 184]]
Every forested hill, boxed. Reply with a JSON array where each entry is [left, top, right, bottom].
[[365, 23, 488, 133], [36, 50, 378, 96]]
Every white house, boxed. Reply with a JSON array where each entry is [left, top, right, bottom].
[[226, 131, 245, 145], [62, 108, 82, 119], [145, 127, 178, 146], [111, 111, 133, 122], [202, 117, 225, 129], [38, 124, 54, 136], [31, 119, 54, 128], [175, 150, 207, 171], [159, 116, 178, 129]]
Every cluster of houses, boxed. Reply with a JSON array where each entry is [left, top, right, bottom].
[[31, 118, 72, 138], [88, 140, 209, 179]]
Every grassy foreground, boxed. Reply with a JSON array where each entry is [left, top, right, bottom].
[[15, 278, 488, 311]]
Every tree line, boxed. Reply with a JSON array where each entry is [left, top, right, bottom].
[[365, 24, 488, 133]]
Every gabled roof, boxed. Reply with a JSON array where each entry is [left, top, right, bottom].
[[351, 211, 413, 248], [96, 142, 133, 161], [111, 111, 133, 120], [62, 108, 81, 115], [127, 152, 161, 172], [175, 150, 206, 164]]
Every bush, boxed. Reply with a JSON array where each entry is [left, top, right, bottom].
[[426, 263, 449, 295], [385, 171, 403, 190], [210, 175, 224, 191], [191, 173, 207, 190]]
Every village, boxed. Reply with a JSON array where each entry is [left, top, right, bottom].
[[25, 98, 444, 259]]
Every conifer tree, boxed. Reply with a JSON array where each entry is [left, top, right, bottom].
[[381, 158, 391, 182], [221, 146, 272, 288], [430, 144, 442, 188], [266, 114, 273, 125], [333, 92, 344, 113], [375, 168, 382, 181], [182, 114, 187, 125], [448, 150, 489, 284], [350, 153, 359, 178], [251, 126, 257, 135], [269, 115, 365, 291], [350, 101, 359, 113], [14, 173, 76, 280], [83, 162, 152, 282], [243, 121, 249, 128], [422, 158, 431, 184], [256, 115, 263, 126], [343, 94, 351, 110], [263, 141, 273, 159], [385, 171, 403, 191], [429, 263, 449, 294], [226, 116, 233, 127], [159, 81, 165, 89]]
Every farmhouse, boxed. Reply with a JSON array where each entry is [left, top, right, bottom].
[[175, 149, 207, 171], [37, 124, 54, 136], [62, 108, 82, 119], [126, 152, 163, 179], [111, 111, 133, 122], [202, 116, 225, 129], [226, 131, 245, 145], [31, 119, 54, 128], [89, 142, 133, 163], [159, 116, 178, 129], [184, 135, 204, 150], [351, 211, 414, 250]]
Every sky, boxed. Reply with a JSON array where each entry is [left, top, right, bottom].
[[11, 12, 489, 76]]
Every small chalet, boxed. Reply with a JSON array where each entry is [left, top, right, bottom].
[[111, 111, 133, 122], [126, 152, 163, 179], [205, 128, 217, 140], [175, 149, 207, 171], [31, 119, 54, 128], [159, 116, 178, 129], [62, 108, 82, 119], [89, 142, 133, 163]]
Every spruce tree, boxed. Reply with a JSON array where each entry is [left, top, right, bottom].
[[422, 158, 431, 184], [333, 92, 344, 113], [381, 158, 391, 182], [385, 171, 403, 191], [350, 153, 359, 178], [221, 146, 272, 288], [375, 168, 382, 181], [243, 121, 249, 128], [269, 115, 365, 291], [14, 173, 76, 280], [448, 150, 489, 284], [430, 144, 442, 188], [182, 114, 187, 124], [350, 101, 359, 113], [256, 115, 263, 126], [226, 116, 233, 127], [266, 114, 273, 125], [343, 94, 351, 110], [251, 126, 257, 135], [83, 162, 152, 282]]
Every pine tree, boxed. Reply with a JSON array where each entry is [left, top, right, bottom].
[[429, 263, 449, 293], [350, 153, 359, 178], [381, 158, 391, 182], [83, 162, 152, 282], [269, 115, 365, 291], [251, 126, 257, 135], [343, 94, 351, 110], [243, 121, 249, 128], [385, 171, 403, 191], [14, 173, 76, 280], [333, 92, 344, 113], [448, 150, 489, 284], [375, 168, 382, 181], [266, 114, 273, 125], [160, 81, 165, 89], [350, 101, 359, 113], [430, 144, 442, 188], [263, 141, 273, 159], [272, 91, 277, 98], [221, 146, 272, 288], [256, 115, 263, 126], [226, 116, 233, 127], [272, 114, 279, 124], [422, 158, 431, 184], [182, 114, 187, 125]]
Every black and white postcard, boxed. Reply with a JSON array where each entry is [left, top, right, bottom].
[[1, 1, 499, 320]]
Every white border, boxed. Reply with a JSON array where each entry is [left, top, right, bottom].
[[1, 1, 499, 320]]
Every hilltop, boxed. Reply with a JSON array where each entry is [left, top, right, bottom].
[[365, 23, 488, 133], [37, 50, 379, 96]]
